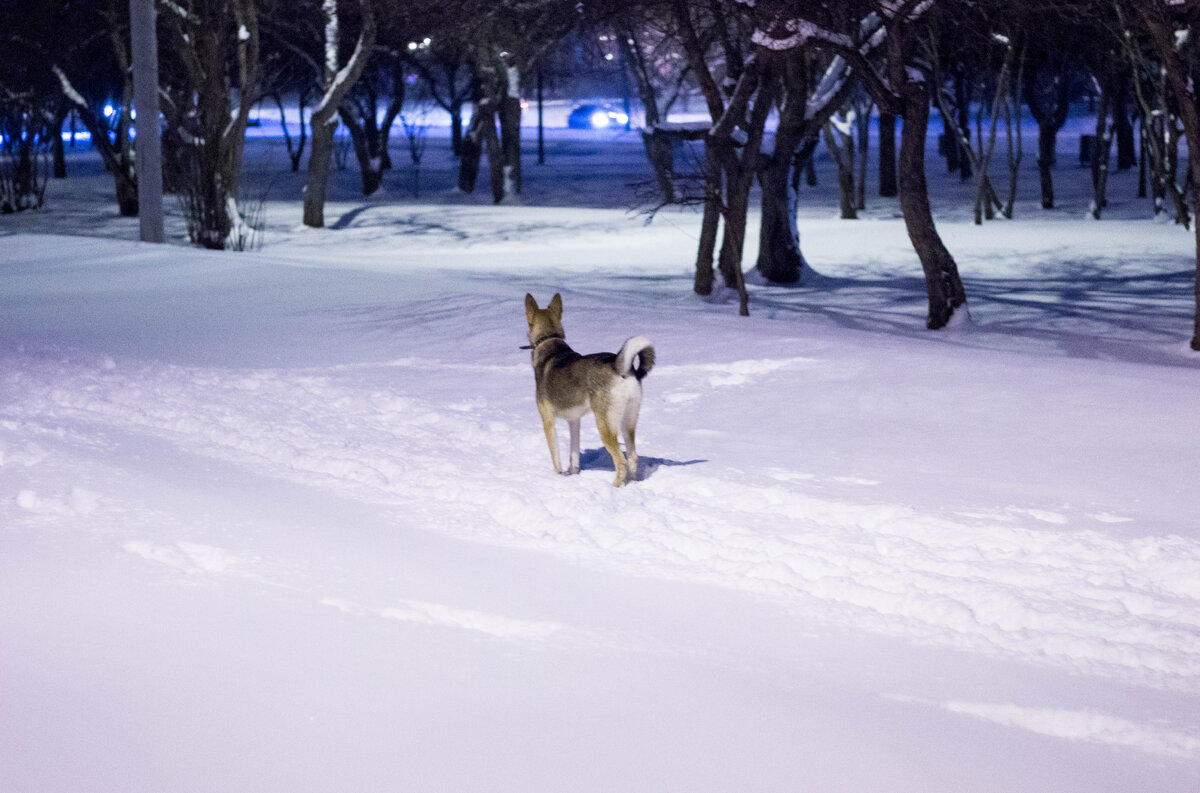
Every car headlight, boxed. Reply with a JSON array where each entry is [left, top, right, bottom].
[[590, 110, 610, 129]]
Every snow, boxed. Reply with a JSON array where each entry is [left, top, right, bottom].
[[51, 66, 89, 110], [1, 112, 1199, 792]]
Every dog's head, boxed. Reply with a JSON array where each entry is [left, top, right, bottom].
[[524, 293, 564, 346]]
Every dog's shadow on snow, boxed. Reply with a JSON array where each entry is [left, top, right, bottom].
[[578, 448, 706, 482]]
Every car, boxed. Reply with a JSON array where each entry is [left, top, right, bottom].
[[567, 103, 630, 130]]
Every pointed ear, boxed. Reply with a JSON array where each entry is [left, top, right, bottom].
[[548, 293, 562, 320], [524, 293, 538, 325]]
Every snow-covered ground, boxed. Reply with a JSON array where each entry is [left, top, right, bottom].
[[2, 117, 1199, 792]]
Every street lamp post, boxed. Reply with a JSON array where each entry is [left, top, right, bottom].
[[129, 0, 164, 243]]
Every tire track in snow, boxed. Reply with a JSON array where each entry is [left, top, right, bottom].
[[5, 352, 1200, 692]]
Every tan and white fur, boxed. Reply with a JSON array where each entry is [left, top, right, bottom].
[[524, 293, 655, 487]]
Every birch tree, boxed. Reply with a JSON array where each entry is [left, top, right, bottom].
[[302, 0, 375, 228]]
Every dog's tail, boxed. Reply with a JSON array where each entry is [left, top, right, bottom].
[[616, 336, 655, 381]]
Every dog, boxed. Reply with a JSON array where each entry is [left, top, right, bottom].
[[524, 293, 655, 487]]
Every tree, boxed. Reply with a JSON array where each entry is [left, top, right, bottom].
[[456, 0, 577, 204], [928, 16, 1021, 224], [1082, 31, 1124, 219], [338, 49, 405, 196], [401, 5, 474, 158], [822, 90, 874, 220], [753, 38, 864, 286], [1025, 51, 1073, 209], [303, 0, 376, 228], [1117, 6, 1190, 222], [670, 0, 760, 309], [1126, 0, 1200, 350], [878, 110, 898, 196], [761, 0, 968, 328], [36, 0, 141, 215], [260, 14, 322, 172], [0, 0, 65, 211], [581, 0, 696, 203], [158, 0, 262, 248]]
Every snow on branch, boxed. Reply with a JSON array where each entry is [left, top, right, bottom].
[[752, 19, 849, 51], [878, 0, 935, 21], [322, 0, 339, 80], [750, 6, 893, 57], [158, 0, 195, 23], [806, 57, 850, 119], [312, 32, 370, 118], [51, 66, 88, 109]]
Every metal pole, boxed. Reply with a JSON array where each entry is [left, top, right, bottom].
[[130, 0, 164, 243]]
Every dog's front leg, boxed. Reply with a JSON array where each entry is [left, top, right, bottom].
[[568, 419, 581, 475], [538, 403, 562, 474]]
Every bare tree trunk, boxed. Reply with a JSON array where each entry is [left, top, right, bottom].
[[54, 66, 139, 215], [338, 106, 384, 195], [823, 120, 857, 219], [499, 63, 522, 200], [50, 103, 67, 179], [717, 152, 746, 289], [955, 72, 972, 180], [755, 154, 803, 281], [694, 139, 721, 295], [1133, 1, 1200, 348], [644, 129, 677, 203], [1090, 83, 1113, 219], [1036, 126, 1057, 209], [900, 82, 967, 329], [303, 0, 375, 228], [934, 48, 1011, 225], [1115, 71, 1136, 171], [449, 105, 464, 157], [458, 76, 485, 192], [272, 90, 308, 172], [1138, 118, 1147, 197], [304, 117, 335, 223], [484, 101, 504, 203], [620, 23, 677, 203], [717, 71, 773, 316], [879, 111, 898, 196], [755, 56, 805, 284], [1026, 61, 1070, 210], [855, 99, 871, 210], [1001, 43, 1025, 219], [756, 53, 856, 284]]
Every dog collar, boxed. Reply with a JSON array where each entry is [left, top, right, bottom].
[[520, 332, 564, 350]]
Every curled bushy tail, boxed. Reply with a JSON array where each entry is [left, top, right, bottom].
[[616, 336, 655, 381]]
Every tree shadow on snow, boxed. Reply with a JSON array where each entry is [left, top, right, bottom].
[[718, 257, 1200, 369], [578, 447, 706, 482]]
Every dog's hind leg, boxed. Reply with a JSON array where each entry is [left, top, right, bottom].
[[622, 424, 638, 482], [538, 402, 562, 474], [568, 418, 581, 475], [596, 415, 628, 487]]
